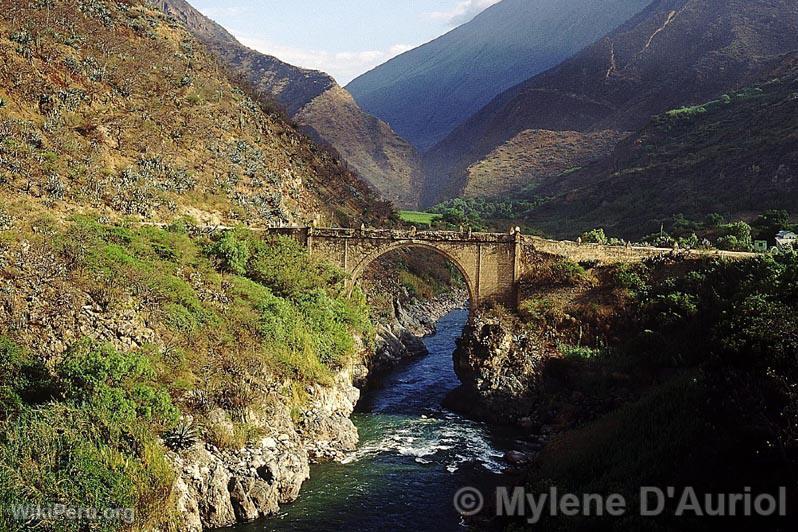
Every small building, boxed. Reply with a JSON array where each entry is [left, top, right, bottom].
[[753, 240, 769, 253], [775, 230, 797, 250]]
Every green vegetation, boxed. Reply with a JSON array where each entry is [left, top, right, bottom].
[[664, 87, 765, 121], [0, 218, 373, 530], [0, 340, 178, 531], [578, 227, 608, 244], [398, 210, 442, 227], [428, 197, 543, 232], [715, 220, 753, 251], [522, 252, 798, 529], [519, 297, 558, 325]]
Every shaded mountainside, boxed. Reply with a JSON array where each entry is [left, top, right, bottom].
[[152, 0, 423, 208], [462, 129, 625, 199], [0, 0, 390, 226], [525, 53, 798, 238], [347, 0, 652, 151], [423, 0, 798, 205], [295, 86, 423, 209]]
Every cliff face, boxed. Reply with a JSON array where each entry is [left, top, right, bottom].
[[152, 0, 423, 208], [170, 366, 364, 530]]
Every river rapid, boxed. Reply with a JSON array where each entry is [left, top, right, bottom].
[[225, 308, 521, 531]]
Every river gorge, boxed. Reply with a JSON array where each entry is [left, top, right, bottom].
[[221, 308, 527, 531]]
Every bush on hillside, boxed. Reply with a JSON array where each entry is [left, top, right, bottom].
[[579, 228, 608, 245]]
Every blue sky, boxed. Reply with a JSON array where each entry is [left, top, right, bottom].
[[191, 0, 501, 84]]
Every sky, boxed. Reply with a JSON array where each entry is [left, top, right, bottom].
[[190, 0, 501, 84]]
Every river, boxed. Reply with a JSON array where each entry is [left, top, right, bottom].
[[226, 308, 519, 531]]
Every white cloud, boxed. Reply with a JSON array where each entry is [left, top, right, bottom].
[[238, 36, 416, 84], [426, 0, 501, 26]]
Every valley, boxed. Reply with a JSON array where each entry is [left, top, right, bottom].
[[1, 0, 797, 531]]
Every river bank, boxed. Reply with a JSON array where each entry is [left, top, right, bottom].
[[443, 254, 798, 530], [169, 287, 468, 530], [221, 309, 522, 532]]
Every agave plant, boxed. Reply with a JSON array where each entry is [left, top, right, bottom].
[[164, 419, 198, 452]]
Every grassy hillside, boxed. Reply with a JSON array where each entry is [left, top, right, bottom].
[[153, 0, 423, 208], [524, 55, 798, 238], [462, 129, 624, 199], [0, 215, 372, 530], [0, 0, 390, 227]]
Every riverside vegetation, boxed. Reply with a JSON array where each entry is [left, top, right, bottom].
[[0, 216, 373, 531], [453, 251, 798, 529]]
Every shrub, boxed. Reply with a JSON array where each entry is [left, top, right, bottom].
[[579, 228, 608, 245], [560, 344, 605, 360], [715, 221, 753, 251], [247, 236, 346, 299], [210, 229, 251, 275], [0, 340, 177, 531], [0, 338, 51, 418], [55, 341, 179, 428], [551, 259, 589, 286], [519, 297, 557, 324], [614, 264, 648, 295]]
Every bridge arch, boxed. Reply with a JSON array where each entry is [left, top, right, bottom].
[[347, 240, 477, 310]]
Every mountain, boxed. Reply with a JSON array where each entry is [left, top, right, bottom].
[[461, 129, 625, 199], [423, 0, 798, 205], [521, 52, 798, 238], [151, 0, 422, 208], [347, 0, 653, 151], [0, 0, 389, 226]]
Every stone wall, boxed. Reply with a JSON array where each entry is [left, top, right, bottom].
[[524, 236, 755, 265]]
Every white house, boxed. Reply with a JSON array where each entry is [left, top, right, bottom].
[[775, 230, 797, 250]]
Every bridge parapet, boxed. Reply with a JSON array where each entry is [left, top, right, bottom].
[[523, 236, 756, 264], [309, 227, 516, 243]]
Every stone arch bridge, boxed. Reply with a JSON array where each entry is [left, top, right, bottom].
[[264, 227, 754, 309]]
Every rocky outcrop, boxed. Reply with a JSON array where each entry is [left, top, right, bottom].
[[170, 364, 364, 530], [297, 365, 363, 461], [447, 308, 639, 433], [446, 312, 555, 425], [170, 431, 308, 530]]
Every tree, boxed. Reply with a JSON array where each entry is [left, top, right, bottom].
[[752, 209, 790, 244], [705, 213, 726, 227], [716, 221, 753, 251]]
